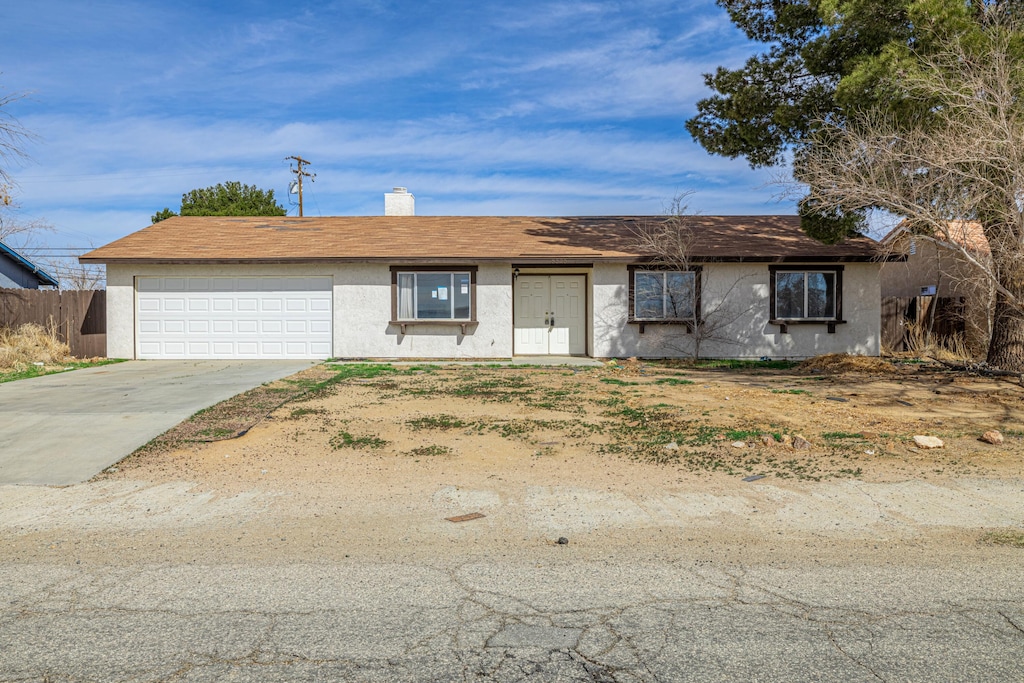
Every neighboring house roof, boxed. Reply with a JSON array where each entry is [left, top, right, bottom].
[[0, 241, 59, 288], [80, 215, 882, 265], [881, 221, 990, 255]]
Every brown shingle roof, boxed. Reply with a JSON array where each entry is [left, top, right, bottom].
[[80, 215, 881, 264]]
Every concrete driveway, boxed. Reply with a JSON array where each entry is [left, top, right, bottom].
[[0, 360, 314, 486]]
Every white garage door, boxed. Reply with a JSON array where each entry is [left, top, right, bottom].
[[136, 276, 333, 359]]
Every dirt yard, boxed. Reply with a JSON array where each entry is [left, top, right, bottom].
[[2, 357, 1020, 568], [52, 358, 1009, 555], [112, 356, 1024, 489]]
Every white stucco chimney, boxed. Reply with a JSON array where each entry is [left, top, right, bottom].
[[384, 187, 415, 216]]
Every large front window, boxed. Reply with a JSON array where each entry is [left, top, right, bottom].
[[632, 270, 696, 321], [397, 271, 472, 320], [773, 270, 837, 320]]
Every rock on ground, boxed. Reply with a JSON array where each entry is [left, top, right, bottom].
[[914, 435, 945, 449], [981, 431, 1004, 445]]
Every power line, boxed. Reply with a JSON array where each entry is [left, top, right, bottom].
[[18, 164, 298, 183], [18, 247, 93, 252], [15, 170, 220, 182]]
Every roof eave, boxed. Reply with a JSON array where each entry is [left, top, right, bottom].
[[82, 253, 887, 265], [1, 242, 60, 287]]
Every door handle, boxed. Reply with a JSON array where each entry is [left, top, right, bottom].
[[543, 313, 550, 326], [550, 314, 555, 326]]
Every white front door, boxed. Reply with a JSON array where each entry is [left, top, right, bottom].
[[513, 275, 586, 355]]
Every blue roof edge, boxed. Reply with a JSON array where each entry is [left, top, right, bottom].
[[0, 241, 60, 288]]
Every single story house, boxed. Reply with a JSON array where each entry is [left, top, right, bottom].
[[81, 206, 883, 361], [0, 241, 59, 289]]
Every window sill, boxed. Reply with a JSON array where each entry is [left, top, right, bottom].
[[628, 320, 696, 334], [770, 319, 846, 334], [391, 320, 478, 335]]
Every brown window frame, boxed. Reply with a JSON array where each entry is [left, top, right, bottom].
[[768, 265, 845, 334], [627, 265, 702, 334], [390, 266, 478, 334]]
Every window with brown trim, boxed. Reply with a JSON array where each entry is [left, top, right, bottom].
[[627, 265, 702, 332], [768, 265, 844, 333]]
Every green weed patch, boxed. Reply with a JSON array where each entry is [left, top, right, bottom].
[[822, 431, 865, 441], [406, 445, 452, 457], [406, 415, 468, 430], [0, 358, 125, 385], [330, 430, 388, 450], [691, 359, 800, 370], [654, 377, 695, 386], [288, 407, 326, 419], [981, 530, 1024, 548]]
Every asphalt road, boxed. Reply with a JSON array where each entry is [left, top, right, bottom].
[[3, 552, 1023, 682]]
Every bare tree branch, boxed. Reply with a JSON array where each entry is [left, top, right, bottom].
[[791, 13, 1024, 369], [796, 31, 1023, 308], [0, 84, 63, 286], [630, 192, 699, 273], [629, 193, 758, 359], [0, 88, 33, 188]]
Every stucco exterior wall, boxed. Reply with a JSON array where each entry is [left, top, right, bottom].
[[106, 261, 881, 360], [592, 262, 881, 359], [105, 264, 136, 358], [105, 262, 515, 359], [335, 263, 513, 358]]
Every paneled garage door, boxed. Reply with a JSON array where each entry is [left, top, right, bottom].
[[136, 276, 333, 359]]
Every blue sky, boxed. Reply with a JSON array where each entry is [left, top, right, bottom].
[[1, 0, 791, 250]]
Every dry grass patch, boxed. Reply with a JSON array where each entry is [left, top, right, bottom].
[[0, 323, 118, 383], [0, 323, 71, 369], [299, 361, 1023, 480], [901, 322, 977, 363], [980, 530, 1024, 548], [797, 353, 896, 375]]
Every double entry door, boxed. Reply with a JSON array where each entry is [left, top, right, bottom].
[[513, 275, 586, 355]]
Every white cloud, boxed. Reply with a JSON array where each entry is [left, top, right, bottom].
[[17, 114, 779, 196], [2, 0, 791, 250]]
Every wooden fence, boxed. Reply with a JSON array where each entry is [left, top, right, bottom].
[[0, 289, 106, 358], [881, 295, 965, 352]]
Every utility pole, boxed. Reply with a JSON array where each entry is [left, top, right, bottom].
[[286, 155, 316, 217]]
